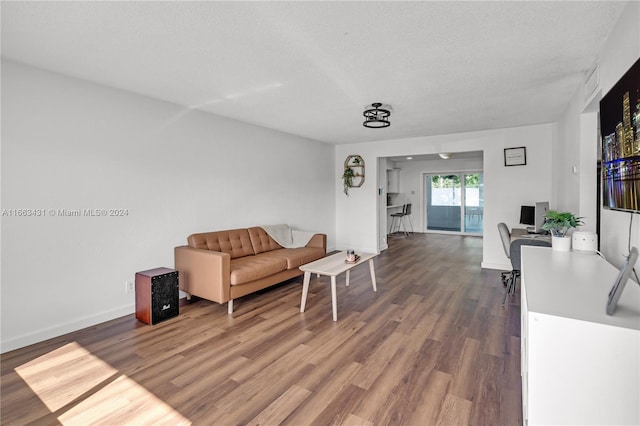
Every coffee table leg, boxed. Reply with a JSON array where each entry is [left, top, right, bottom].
[[345, 269, 350, 287], [369, 259, 377, 292], [331, 275, 338, 321], [300, 271, 311, 313]]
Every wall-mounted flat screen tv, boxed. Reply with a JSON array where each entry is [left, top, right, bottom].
[[600, 57, 640, 214]]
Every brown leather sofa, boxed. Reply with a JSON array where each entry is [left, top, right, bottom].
[[175, 226, 326, 313]]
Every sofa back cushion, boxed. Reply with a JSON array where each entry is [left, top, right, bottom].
[[248, 227, 283, 254], [187, 229, 255, 259]]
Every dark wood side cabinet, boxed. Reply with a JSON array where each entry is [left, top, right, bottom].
[[135, 267, 179, 325]]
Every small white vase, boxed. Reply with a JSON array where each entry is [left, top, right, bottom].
[[552, 235, 571, 251]]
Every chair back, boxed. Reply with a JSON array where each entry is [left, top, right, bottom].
[[497, 223, 511, 258], [404, 203, 412, 216], [510, 239, 551, 271]]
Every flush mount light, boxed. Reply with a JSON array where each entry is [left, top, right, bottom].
[[363, 102, 391, 128], [438, 153, 452, 159]]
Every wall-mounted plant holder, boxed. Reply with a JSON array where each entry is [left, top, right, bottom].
[[343, 155, 365, 195]]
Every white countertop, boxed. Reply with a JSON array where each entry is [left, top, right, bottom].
[[522, 246, 640, 330]]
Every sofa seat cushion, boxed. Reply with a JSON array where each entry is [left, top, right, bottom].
[[268, 247, 326, 269], [229, 255, 287, 285]]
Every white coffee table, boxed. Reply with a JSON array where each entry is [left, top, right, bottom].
[[299, 251, 378, 321]]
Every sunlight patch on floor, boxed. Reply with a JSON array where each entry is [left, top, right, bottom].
[[57, 374, 190, 425], [15, 342, 118, 412], [15, 341, 190, 425]]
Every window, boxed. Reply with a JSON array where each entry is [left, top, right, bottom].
[[426, 173, 483, 234]]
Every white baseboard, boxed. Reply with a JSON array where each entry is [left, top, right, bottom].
[[1, 304, 135, 354]]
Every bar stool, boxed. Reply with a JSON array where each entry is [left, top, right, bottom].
[[389, 203, 412, 236]]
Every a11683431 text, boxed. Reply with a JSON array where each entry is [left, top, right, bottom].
[[2, 208, 129, 217]]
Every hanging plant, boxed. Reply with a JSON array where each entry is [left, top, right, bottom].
[[342, 167, 355, 196], [342, 155, 364, 196]]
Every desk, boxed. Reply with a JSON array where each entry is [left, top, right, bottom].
[[520, 247, 640, 425], [511, 228, 550, 243]]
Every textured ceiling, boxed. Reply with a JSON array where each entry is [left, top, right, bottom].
[[1, 1, 627, 144]]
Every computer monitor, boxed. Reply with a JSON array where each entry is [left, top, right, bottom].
[[519, 206, 535, 227], [519, 202, 549, 233]]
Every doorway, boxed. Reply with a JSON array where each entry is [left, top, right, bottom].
[[425, 172, 483, 235]]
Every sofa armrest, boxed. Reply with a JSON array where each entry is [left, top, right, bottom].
[[174, 246, 231, 303], [306, 233, 327, 251]]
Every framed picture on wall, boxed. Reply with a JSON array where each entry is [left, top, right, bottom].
[[504, 147, 527, 166]]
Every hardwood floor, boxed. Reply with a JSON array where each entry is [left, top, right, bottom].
[[1, 234, 523, 425]]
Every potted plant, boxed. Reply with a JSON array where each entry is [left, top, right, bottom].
[[541, 210, 584, 251], [342, 167, 355, 196]]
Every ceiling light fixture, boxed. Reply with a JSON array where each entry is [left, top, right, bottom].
[[438, 153, 452, 159], [363, 102, 391, 128]]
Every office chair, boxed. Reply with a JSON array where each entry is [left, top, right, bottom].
[[502, 238, 551, 304], [497, 223, 512, 285]]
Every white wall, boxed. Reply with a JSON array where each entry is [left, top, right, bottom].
[[334, 123, 554, 270], [1, 61, 335, 352], [377, 157, 389, 250], [556, 82, 583, 215], [556, 1, 640, 269]]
